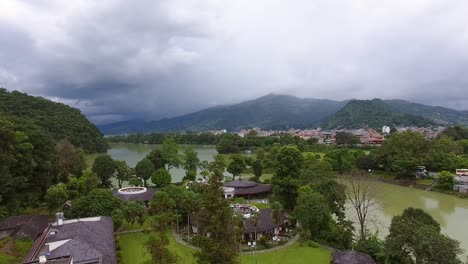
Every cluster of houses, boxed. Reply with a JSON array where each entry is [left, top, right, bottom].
[[231, 126, 444, 145]]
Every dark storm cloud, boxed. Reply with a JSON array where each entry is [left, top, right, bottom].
[[1, 0, 468, 124]]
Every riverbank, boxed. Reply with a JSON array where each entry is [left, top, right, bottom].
[[338, 172, 468, 199]]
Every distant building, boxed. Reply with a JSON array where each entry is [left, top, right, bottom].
[[23, 214, 117, 264], [382, 126, 390, 134]]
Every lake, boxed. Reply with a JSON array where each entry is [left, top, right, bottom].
[[98, 143, 468, 251], [104, 143, 218, 182]]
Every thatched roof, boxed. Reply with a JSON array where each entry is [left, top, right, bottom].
[[224, 179, 272, 196], [332, 250, 376, 264], [243, 208, 285, 233], [225, 179, 257, 188]]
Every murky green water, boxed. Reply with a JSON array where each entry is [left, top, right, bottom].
[[343, 180, 468, 251], [91, 143, 468, 251]]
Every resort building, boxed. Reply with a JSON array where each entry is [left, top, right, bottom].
[[191, 204, 289, 241], [0, 215, 49, 241], [223, 179, 272, 199], [113, 186, 156, 206], [22, 214, 117, 264]]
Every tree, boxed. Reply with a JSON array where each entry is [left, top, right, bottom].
[[385, 207, 463, 264], [210, 154, 227, 173], [311, 179, 347, 221], [68, 188, 123, 219], [272, 146, 304, 211], [114, 160, 130, 189], [183, 147, 199, 172], [92, 154, 116, 188], [146, 148, 166, 170], [45, 184, 68, 213], [216, 134, 241, 154], [181, 190, 200, 243], [198, 160, 211, 179], [55, 139, 86, 181], [146, 233, 180, 264], [346, 176, 376, 242], [437, 171, 455, 190], [135, 158, 155, 187], [123, 201, 148, 226], [252, 159, 263, 181], [300, 154, 335, 184], [162, 137, 181, 171], [335, 132, 360, 145], [270, 201, 283, 228], [152, 168, 172, 188], [293, 188, 331, 239], [194, 171, 241, 264], [227, 155, 246, 180]]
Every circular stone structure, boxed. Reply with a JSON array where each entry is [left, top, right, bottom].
[[117, 187, 147, 195]]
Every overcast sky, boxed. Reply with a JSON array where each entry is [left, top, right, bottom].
[[1, 0, 468, 124]]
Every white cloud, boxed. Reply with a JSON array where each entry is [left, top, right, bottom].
[[1, 0, 468, 123]]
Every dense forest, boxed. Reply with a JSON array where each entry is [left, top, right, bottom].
[[0, 88, 108, 153]]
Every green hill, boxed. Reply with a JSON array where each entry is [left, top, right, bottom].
[[324, 99, 438, 129], [98, 94, 468, 134], [99, 94, 347, 134], [0, 88, 108, 152]]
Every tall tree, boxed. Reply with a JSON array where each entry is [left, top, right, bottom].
[[45, 183, 68, 213], [67, 188, 123, 219], [346, 175, 376, 241], [227, 155, 246, 180], [252, 159, 263, 181], [123, 201, 148, 226], [183, 147, 199, 172], [194, 171, 241, 264], [294, 187, 331, 239], [55, 139, 86, 181], [114, 160, 130, 189], [92, 154, 116, 188], [146, 148, 167, 170], [151, 168, 172, 188], [271, 146, 304, 211], [162, 137, 181, 171], [135, 158, 155, 187], [385, 207, 463, 264]]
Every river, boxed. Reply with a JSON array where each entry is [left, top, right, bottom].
[[95, 143, 468, 251]]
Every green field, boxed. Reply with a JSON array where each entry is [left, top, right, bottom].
[[118, 232, 331, 264]]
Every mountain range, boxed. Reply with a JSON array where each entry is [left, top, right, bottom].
[[98, 94, 468, 134]]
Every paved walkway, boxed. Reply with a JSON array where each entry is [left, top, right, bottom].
[[171, 231, 300, 255], [242, 234, 300, 255]]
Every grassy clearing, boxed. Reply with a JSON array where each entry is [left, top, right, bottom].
[[0, 237, 33, 264], [118, 232, 197, 264], [119, 231, 331, 264], [243, 242, 331, 264]]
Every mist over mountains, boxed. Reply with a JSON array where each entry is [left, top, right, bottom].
[[97, 94, 468, 135]]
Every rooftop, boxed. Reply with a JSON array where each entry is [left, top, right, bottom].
[[22, 216, 117, 264], [332, 250, 376, 264], [224, 179, 272, 196], [0, 215, 49, 241]]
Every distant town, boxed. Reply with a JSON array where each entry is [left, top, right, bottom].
[[209, 126, 446, 145]]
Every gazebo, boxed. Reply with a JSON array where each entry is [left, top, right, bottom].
[[332, 250, 376, 264], [223, 179, 272, 199]]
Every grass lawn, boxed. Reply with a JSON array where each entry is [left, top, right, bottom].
[[119, 232, 197, 264], [119, 232, 331, 264], [243, 242, 331, 264]]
